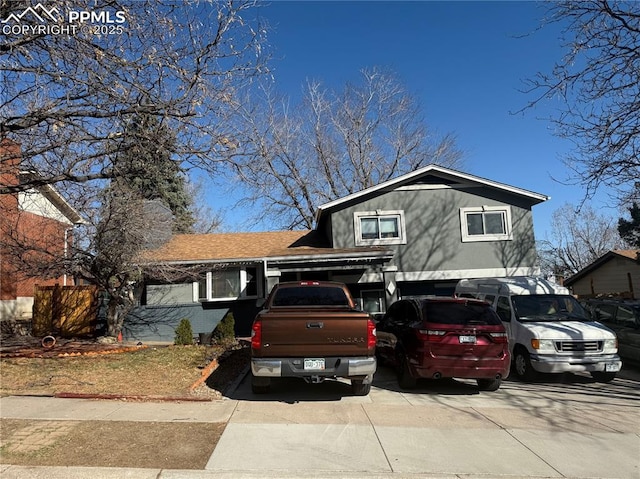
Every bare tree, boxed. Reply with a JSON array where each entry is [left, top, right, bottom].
[[1, 0, 267, 194], [218, 67, 464, 229], [537, 203, 628, 278], [1, 1, 267, 336], [523, 1, 640, 204]]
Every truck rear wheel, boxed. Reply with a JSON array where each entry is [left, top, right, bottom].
[[351, 379, 371, 396], [251, 374, 271, 394], [591, 371, 616, 383]]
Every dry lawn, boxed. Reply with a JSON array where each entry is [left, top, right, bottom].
[[0, 419, 225, 469], [0, 343, 248, 398]]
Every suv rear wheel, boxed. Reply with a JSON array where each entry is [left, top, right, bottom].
[[397, 355, 417, 389], [476, 377, 502, 391]]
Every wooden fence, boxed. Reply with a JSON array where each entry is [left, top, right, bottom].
[[32, 285, 99, 337]]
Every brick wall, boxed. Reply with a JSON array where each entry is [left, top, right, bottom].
[[1, 139, 71, 305]]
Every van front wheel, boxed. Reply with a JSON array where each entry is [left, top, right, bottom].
[[514, 349, 538, 382]]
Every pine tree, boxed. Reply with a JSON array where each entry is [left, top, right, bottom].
[[114, 114, 195, 233], [618, 203, 640, 249]]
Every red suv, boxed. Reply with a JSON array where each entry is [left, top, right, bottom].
[[376, 297, 510, 391]]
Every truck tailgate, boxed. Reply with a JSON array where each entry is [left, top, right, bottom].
[[256, 310, 372, 357]]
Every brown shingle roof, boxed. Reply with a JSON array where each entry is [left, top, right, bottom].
[[614, 249, 640, 260], [142, 230, 317, 263], [140, 229, 392, 264]]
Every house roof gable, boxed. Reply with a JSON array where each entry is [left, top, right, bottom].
[[564, 249, 640, 286], [315, 164, 549, 225]]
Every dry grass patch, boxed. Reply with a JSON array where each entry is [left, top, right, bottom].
[[0, 344, 244, 398], [0, 418, 224, 469]]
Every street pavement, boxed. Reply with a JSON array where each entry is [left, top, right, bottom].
[[1, 364, 639, 479]]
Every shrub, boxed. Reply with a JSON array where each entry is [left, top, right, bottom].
[[174, 318, 194, 345], [212, 312, 235, 344]]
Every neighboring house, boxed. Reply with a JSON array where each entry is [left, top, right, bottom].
[[136, 165, 548, 342], [564, 250, 640, 299], [0, 138, 84, 326]]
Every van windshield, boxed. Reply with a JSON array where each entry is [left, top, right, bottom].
[[512, 295, 589, 322]]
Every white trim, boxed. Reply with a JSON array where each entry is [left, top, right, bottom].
[[459, 206, 513, 242], [354, 210, 407, 246], [395, 266, 542, 282], [359, 272, 384, 283], [194, 266, 261, 302]]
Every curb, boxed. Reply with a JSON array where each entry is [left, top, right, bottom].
[[53, 392, 213, 402]]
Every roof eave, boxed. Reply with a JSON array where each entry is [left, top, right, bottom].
[[314, 164, 549, 226]]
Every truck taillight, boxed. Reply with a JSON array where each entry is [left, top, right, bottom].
[[251, 319, 262, 350], [367, 318, 377, 349]]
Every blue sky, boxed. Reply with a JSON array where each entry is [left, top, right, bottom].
[[212, 1, 616, 239]]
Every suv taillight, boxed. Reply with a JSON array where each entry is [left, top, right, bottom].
[[367, 318, 377, 349], [489, 332, 508, 343], [251, 319, 262, 350], [417, 329, 446, 342]]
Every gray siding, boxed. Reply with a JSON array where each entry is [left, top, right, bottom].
[[328, 186, 538, 275], [124, 299, 260, 343]]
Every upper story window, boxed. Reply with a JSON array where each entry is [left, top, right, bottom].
[[460, 206, 513, 242], [354, 210, 407, 246]]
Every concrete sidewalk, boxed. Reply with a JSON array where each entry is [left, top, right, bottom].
[[2, 367, 640, 478]]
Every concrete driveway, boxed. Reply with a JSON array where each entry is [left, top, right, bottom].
[[206, 363, 640, 477], [2, 363, 639, 478]]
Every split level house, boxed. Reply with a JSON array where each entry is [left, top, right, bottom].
[[0, 139, 85, 327], [135, 165, 549, 342]]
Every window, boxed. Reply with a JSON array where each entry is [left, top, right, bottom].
[[198, 266, 260, 301], [354, 210, 406, 246], [147, 283, 195, 305], [272, 286, 350, 307], [361, 290, 386, 316], [496, 296, 512, 322], [460, 206, 512, 242]]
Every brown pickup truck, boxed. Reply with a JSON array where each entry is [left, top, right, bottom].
[[250, 281, 377, 395]]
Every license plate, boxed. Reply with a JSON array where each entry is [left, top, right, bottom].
[[304, 358, 325, 370], [605, 362, 620, 372], [459, 335, 476, 344]]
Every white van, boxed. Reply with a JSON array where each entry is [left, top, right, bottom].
[[455, 276, 622, 382]]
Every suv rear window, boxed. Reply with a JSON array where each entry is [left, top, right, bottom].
[[272, 286, 350, 307], [423, 301, 502, 325]]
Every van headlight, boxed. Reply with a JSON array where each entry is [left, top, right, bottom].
[[604, 338, 618, 351], [531, 339, 555, 351]]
